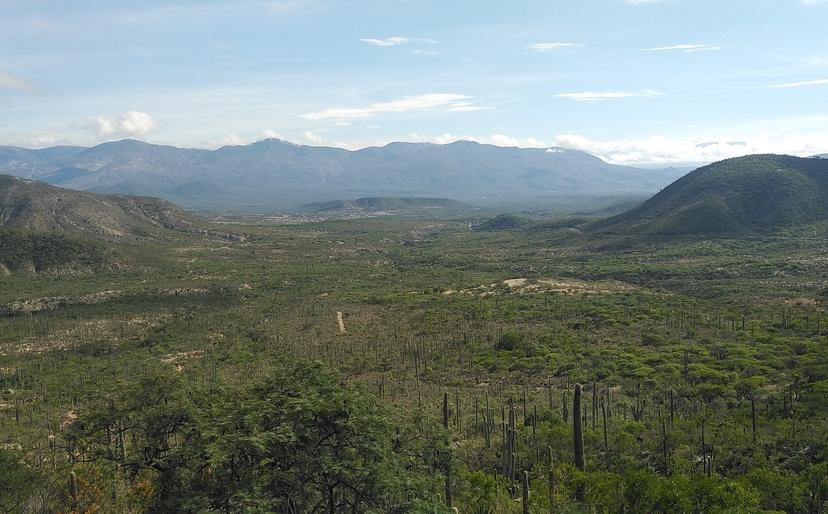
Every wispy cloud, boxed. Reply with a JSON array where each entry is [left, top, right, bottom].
[[527, 42, 582, 52], [556, 90, 663, 103], [0, 69, 35, 93], [641, 44, 723, 53], [553, 129, 828, 164], [300, 93, 474, 120], [446, 102, 491, 112], [359, 37, 438, 47], [769, 78, 828, 88], [359, 37, 410, 47]]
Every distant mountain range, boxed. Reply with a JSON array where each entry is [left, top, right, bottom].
[[592, 154, 828, 236], [0, 139, 686, 211]]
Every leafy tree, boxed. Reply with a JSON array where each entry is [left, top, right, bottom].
[[64, 361, 444, 513], [0, 450, 41, 513]]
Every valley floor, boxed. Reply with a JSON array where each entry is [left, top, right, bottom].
[[1, 217, 827, 513]]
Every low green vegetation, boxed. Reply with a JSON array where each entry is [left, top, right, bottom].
[[0, 230, 115, 273], [594, 155, 828, 236], [0, 204, 826, 512]]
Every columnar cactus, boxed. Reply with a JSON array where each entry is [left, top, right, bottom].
[[522, 470, 530, 514], [443, 392, 453, 508], [69, 470, 79, 507], [573, 384, 585, 501], [573, 384, 585, 472]]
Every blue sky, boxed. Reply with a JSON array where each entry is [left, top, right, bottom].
[[1, 0, 827, 164]]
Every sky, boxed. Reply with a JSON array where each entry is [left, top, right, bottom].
[[1, 0, 827, 165]]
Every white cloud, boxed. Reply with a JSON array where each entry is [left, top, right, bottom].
[[552, 130, 828, 164], [260, 128, 285, 139], [769, 78, 828, 88], [487, 134, 548, 147], [556, 89, 663, 103], [360, 37, 438, 47], [300, 93, 472, 120], [89, 111, 157, 138], [527, 43, 582, 52], [0, 69, 35, 93], [216, 133, 247, 146], [302, 130, 324, 144], [446, 102, 491, 112], [359, 37, 410, 47], [0, 131, 67, 148], [641, 44, 722, 53]]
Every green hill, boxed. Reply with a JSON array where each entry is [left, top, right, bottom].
[[0, 174, 199, 239], [0, 230, 116, 274], [591, 154, 828, 236], [0, 174, 213, 273], [475, 214, 534, 231]]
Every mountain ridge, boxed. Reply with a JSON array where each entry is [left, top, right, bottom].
[[0, 138, 687, 211]]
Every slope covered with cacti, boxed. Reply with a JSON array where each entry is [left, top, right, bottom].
[[0, 214, 826, 513]]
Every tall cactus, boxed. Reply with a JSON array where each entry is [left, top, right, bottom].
[[601, 402, 608, 454], [547, 446, 555, 511], [69, 470, 79, 508], [573, 384, 585, 501], [522, 470, 530, 514], [504, 401, 517, 481], [443, 392, 453, 508]]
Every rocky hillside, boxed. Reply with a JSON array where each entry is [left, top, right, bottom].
[[0, 174, 199, 239]]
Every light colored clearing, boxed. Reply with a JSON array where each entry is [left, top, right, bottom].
[[443, 277, 635, 297], [784, 298, 818, 306], [0, 315, 169, 356], [337, 311, 346, 333], [60, 410, 78, 430], [161, 350, 204, 372], [3, 287, 208, 314]]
